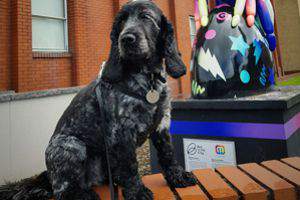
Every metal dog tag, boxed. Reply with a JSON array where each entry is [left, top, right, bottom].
[[146, 90, 159, 104]]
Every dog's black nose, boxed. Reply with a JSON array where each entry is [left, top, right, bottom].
[[121, 33, 136, 44]]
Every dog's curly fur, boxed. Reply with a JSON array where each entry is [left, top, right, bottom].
[[0, 1, 196, 200]]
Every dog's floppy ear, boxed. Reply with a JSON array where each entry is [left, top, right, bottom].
[[101, 12, 124, 82], [161, 15, 187, 79]]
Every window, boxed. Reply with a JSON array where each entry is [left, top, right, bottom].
[[298, 0, 300, 17], [31, 0, 68, 52], [189, 16, 197, 47]]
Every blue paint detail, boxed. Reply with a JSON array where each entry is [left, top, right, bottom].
[[240, 70, 250, 84], [229, 35, 250, 57], [259, 66, 267, 86], [253, 39, 262, 65], [257, 0, 274, 34], [266, 34, 276, 51], [269, 68, 275, 85]]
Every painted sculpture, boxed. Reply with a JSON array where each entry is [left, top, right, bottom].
[[191, 1, 276, 98], [194, 0, 276, 51]]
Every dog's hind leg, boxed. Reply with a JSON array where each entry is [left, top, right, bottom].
[[151, 116, 197, 188], [45, 135, 100, 200]]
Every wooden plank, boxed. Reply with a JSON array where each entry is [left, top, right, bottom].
[[142, 173, 175, 200], [175, 185, 209, 200], [281, 157, 300, 171], [239, 163, 297, 200], [93, 185, 123, 200], [261, 160, 300, 188], [216, 166, 268, 200], [193, 169, 238, 200]]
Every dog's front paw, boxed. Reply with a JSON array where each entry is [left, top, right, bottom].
[[123, 185, 153, 200], [58, 189, 100, 200], [136, 185, 153, 200], [165, 166, 197, 188]]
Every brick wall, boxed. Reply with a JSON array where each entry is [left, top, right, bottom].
[[274, 0, 300, 74], [0, 0, 194, 97], [173, 0, 194, 96], [0, 0, 11, 91], [11, 0, 33, 92], [31, 57, 72, 90]]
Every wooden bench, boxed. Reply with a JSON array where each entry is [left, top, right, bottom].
[[51, 157, 300, 200]]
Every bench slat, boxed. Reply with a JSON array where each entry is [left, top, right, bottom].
[[281, 157, 300, 171], [93, 185, 123, 200], [142, 173, 175, 200], [261, 160, 300, 187], [239, 163, 297, 200], [175, 185, 209, 200], [216, 166, 268, 200], [193, 169, 238, 200]]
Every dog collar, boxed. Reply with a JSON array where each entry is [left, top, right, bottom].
[[97, 76, 166, 105]]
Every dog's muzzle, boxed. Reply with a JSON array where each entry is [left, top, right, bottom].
[[121, 33, 137, 45], [119, 30, 150, 58]]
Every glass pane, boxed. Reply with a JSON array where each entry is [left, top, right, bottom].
[[189, 16, 196, 35], [32, 0, 65, 18], [32, 17, 66, 51], [190, 35, 195, 47]]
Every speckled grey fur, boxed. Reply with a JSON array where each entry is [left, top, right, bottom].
[[0, 1, 196, 200]]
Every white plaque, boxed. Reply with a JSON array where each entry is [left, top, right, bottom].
[[183, 138, 237, 171]]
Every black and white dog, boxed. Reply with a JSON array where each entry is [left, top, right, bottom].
[[0, 1, 196, 200]]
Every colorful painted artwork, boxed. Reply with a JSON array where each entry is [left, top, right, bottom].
[[229, 35, 250, 57], [259, 66, 267, 86], [194, 0, 276, 51], [240, 70, 250, 84], [192, 80, 206, 96], [191, 4, 275, 99]]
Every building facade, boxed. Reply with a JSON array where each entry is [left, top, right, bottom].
[[0, 0, 299, 97]]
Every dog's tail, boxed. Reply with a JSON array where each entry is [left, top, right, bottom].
[[0, 171, 53, 200]]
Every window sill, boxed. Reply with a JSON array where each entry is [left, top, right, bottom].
[[32, 51, 71, 58]]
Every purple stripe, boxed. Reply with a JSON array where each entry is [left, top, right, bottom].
[[284, 113, 300, 139], [215, 4, 231, 9], [170, 114, 300, 140]]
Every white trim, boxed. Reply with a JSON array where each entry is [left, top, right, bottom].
[[31, 49, 69, 52], [32, 14, 66, 20], [63, 0, 69, 51], [189, 16, 197, 47], [298, 0, 300, 17], [189, 16, 197, 35]]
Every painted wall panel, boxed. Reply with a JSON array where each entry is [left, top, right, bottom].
[[0, 103, 11, 183], [0, 94, 75, 184]]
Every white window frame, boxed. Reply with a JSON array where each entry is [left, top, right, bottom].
[[298, 0, 300, 17], [31, 0, 69, 52], [189, 16, 197, 47]]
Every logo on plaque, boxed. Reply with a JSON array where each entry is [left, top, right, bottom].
[[215, 145, 225, 155]]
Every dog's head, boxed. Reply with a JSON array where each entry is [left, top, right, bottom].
[[102, 0, 186, 82]]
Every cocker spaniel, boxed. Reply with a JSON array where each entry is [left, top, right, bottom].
[[0, 1, 196, 200]]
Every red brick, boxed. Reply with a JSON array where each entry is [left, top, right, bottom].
[[0, 0, 11, 90], [1, 0, 192, 95]]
